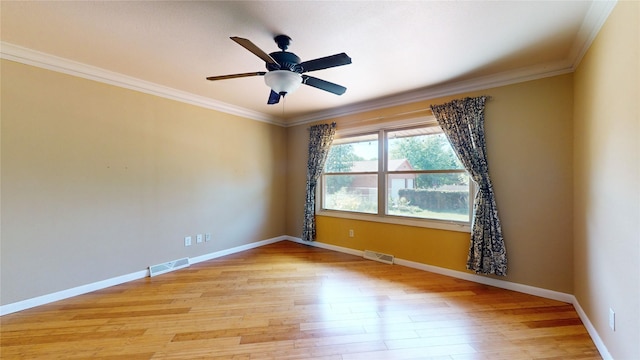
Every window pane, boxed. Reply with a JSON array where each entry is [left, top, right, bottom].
[[387, 173, 470, 222], [325, 134, 378, 173], [323, 174, 377, 213], [387, 128, 463, 171]]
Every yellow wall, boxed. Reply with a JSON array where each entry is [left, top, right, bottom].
[[1, 59, 287, 305], [317, 217, 470, 271], [287, 74, 575, 293], [573, 1, 640, 359]]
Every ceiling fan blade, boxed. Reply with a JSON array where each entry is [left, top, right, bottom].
[[230, 37, 279, 66], [302, 75, 347, 95], [267, 90, 281, 105], [206, 71, 266, 81], [299, 53, 352, 73]]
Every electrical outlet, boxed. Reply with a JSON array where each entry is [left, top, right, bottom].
[[349, 229, 354, 238], [196, 234, 203, 243], [609, 308, 615, 331], [184, 236, 192, 247], [205, 233, 212, 242]]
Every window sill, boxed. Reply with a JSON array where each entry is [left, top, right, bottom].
[[316, 210, 471, 233]]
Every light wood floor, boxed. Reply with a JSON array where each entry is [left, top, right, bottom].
[[1, 241, 601, 359]]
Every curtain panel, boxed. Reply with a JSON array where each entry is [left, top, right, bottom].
[[302, 122, 337, 241], [430, 96, 507, 276]]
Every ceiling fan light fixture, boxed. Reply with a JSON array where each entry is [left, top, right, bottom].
[[264, 70, 302, 95]]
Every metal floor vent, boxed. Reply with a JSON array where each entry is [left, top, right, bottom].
[[149, 257, 190, 277], [363, 250, 394, 265]]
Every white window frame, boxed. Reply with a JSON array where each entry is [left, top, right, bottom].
[[317, 116, 473, 233]]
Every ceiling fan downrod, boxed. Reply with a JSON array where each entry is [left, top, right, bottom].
[[274, 35, 292, 51]]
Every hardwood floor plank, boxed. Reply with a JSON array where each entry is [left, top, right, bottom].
[[341, 343, 477, 359], [71, 307, 191, 320], [523, 317, 584, 328], [80, 353, 156, 360], [0, 241, 601, 359], [0, 329, 146, 346]]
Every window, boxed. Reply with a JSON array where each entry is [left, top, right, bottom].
[[320, 122, 472, 229], [322, 133, 379, 214]]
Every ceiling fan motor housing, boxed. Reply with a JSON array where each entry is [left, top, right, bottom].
[[267, 51, 301, 72]]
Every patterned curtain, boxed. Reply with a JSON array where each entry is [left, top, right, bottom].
[[302, 122, 337, 241], [430, 96, 507, 276]]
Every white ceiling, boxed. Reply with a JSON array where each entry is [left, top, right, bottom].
[[0, 1, 615, 126]]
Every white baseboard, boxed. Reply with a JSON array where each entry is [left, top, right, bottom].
[[0, 270, 148, 316], [285, 236, 612, 360], [0, 236, 286, 316], [287, 236, 573, 302], [0, 234, 613, 360], [288, 236, 364, 257], [572, 297, 613, 360], [189, 235, 286, 264], [394, 257, 575, 303]]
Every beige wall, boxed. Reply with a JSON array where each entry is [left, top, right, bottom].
[[3, 4, 638, 356], [286, 74, 575, 293], [573, 1, 640, 359], [1, 60, 287, 305]]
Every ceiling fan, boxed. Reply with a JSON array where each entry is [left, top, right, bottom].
[[206, 35, 352, 105]]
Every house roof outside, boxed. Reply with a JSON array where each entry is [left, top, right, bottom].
[[350, 159, 413, 172]]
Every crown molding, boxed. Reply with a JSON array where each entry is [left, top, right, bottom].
[[568, 0, 617, 71], [284, 0, 617, 127], [285, 60, 574, 127], [0, 42, 286, 127], [0, 0, 615, 129]]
